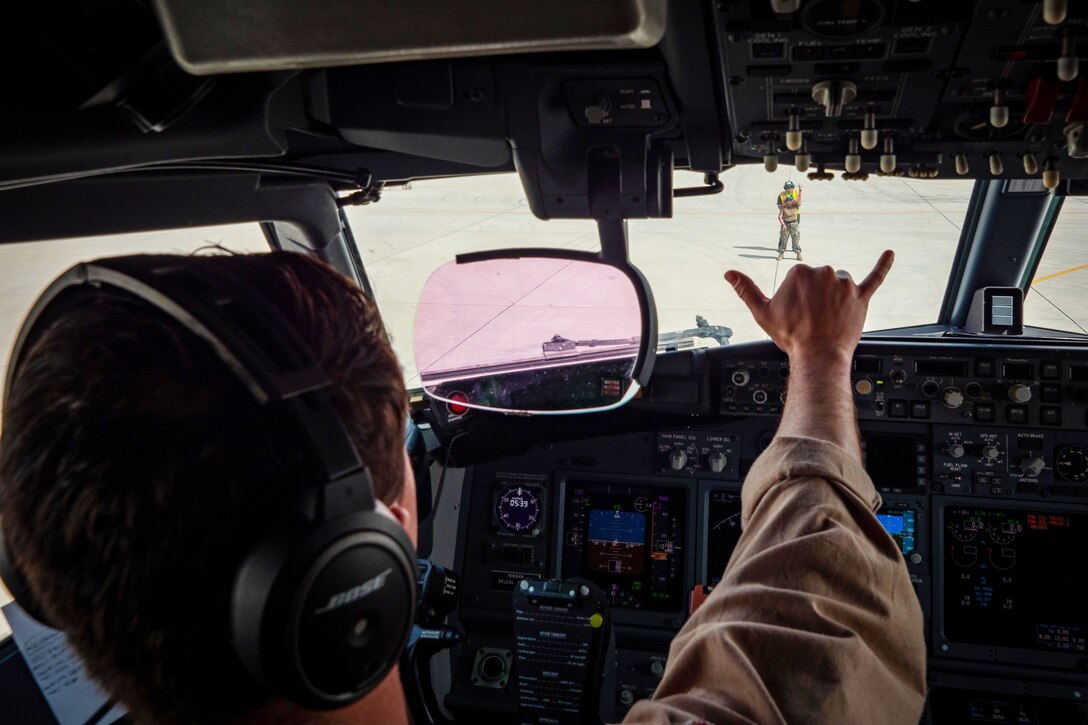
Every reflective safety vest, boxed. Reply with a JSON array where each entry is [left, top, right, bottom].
[[777, 191, 798, 207]]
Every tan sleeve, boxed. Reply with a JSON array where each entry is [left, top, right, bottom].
[[621, 436, 927, 725]]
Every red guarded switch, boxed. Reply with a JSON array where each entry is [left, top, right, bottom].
[[1023, 75, 1061, 124], [1067, 78, 1088, 123]]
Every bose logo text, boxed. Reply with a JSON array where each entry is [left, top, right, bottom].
[[314, 568, 393, 615]]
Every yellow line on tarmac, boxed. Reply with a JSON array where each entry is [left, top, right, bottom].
[[1032, 263, 1088, 285]]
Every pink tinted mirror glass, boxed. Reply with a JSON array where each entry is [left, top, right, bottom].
[[413, 258, 644, 413]]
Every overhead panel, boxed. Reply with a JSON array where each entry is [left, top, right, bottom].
[[715, 0, 1088, 186]]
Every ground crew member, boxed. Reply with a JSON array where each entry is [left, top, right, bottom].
[[777, 180, 802, 261]]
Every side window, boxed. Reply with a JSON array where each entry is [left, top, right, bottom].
[[0, 223, 269, 639], [1025, 202, 1088, 334]]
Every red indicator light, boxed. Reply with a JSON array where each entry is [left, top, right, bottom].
[[447, 392, 470, 416]]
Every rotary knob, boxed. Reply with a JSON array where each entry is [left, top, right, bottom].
[[619, 689, 635, 706], [982, 445, 1000, 461], [947, 443, 966, 459], [708, 451, 728, 474], [1020, 456, 1045, 477], [669, 448, 688, 471], [942, 387, 965, 409], [650, 660, 665, 677], [1008, 384, 1032, 403], [584, 96, 611, 124]]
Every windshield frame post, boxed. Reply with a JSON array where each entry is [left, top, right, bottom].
[[941, 180, 1064, 328]]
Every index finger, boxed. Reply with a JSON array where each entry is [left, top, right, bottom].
[[858, 250, 895, 301]]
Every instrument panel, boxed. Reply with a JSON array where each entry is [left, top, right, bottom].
[[444, 340, 1088, 723]]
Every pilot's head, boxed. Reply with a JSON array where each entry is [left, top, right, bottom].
[[0, 252, 413, 723]]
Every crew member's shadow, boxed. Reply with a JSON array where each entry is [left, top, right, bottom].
[[734, 244, 781, 260]]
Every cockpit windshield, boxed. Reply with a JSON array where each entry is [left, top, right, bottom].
[[344, 167, 971, 390]]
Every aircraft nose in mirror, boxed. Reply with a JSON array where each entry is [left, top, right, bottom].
[[413, 257, 650, 415]]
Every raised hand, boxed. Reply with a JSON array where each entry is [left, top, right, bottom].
[[723, 250, 894, 365]]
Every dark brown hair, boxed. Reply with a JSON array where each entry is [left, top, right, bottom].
[[0, 252, 407, 723]]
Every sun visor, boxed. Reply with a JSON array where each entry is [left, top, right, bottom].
[[150, 1, 668, 75]]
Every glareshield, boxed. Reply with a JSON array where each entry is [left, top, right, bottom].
[[413, 257, 644, 414]]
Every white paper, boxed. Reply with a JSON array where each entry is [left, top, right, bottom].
[[2, 602, 126, 724]]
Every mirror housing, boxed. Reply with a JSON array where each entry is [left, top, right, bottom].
[[413, 251, 656, 415]]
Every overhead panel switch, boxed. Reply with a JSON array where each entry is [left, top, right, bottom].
[[564, 80, 669, 128]]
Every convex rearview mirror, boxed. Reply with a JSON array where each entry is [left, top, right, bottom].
[[413, 251, 656, 415]]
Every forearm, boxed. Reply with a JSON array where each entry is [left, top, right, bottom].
[[636, 437, 927, 725], [778, 352, 861, 461]]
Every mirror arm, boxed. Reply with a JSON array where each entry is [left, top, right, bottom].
[[588, 150, 630, 265], [595, 218, 631, 266]]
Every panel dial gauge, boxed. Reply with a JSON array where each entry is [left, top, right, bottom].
[[497, 486, 541, 533], [1056, 445, 1088, 483]]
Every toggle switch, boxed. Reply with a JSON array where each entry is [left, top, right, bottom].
[[988, 153, 1004, 175], [1043, 0, 1067, 26], [1042, 157, 1061, 189], [785, 110, 803, 151], [955, 153, 969, 175], [763, 136, 779, 172], [990, 87, 1009, 129], [795, 136, 811, 172], [1023, 152, 1039, 175], [861, 108, 879, 150], [880, 136, 896, 174], [1058, 31, 1079, 83], [845, 135, 861, 173]]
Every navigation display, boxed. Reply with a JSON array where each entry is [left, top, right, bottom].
[[876, 505, 917, 558], [704, 490, 744, 585], [942, 506, 1087, 655], [562, 482, 686, 611]]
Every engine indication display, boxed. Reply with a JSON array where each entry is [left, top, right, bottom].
[[562, 481, 686, 611], [942, 506, 1087, 656], [705, 490, 743, 585], [497, 485, 541, 534]]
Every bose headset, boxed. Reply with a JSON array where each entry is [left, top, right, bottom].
[[0, 255, 417, 709]]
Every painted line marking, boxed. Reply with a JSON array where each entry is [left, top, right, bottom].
[[1032, 263, 1088, 285]]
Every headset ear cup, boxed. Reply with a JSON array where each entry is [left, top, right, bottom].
[[231, 511, 416, 709]]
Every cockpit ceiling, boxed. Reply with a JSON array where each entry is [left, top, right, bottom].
[[2, 1, 1088, 212]]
